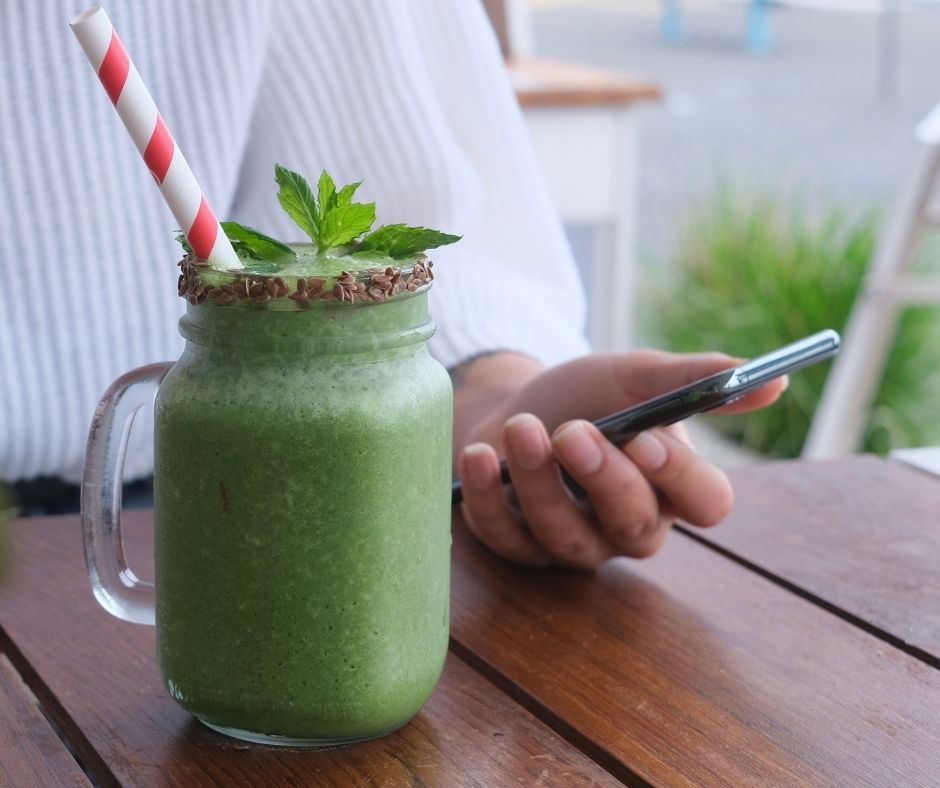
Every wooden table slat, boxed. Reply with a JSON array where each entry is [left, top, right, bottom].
[[449, 512, 940, 787], [0, 650, 91, 787], [0, 514, 618, 788], [701, 455, 940, 663]]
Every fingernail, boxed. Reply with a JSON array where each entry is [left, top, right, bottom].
[[553, 422, 603, 475], [625, 432, 667, 471], [463, 443, 494, 490], [505, 413, 546, 471], [781, 374, 790, 392]]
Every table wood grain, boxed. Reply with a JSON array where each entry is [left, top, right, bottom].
[[693, 455, 940, 664], [0, 513, 617, 788], [0, 651, 90, 787], [449, 514, 940, 787]]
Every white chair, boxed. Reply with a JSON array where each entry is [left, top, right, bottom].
[[802, 100, 940, 458]]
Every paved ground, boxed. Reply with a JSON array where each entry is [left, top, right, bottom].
[[532, 0, 940, 264], [530, 0, 940, 465]]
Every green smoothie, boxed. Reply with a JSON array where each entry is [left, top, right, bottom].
[[153, 277, 453, 743]]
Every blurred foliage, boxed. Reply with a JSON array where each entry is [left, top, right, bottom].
[[646, 186, 940, 458]]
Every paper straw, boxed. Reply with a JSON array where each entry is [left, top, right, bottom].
[[70, 6, 242, 270]]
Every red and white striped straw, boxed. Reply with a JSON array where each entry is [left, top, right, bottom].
[[70, 6, 241, 270]]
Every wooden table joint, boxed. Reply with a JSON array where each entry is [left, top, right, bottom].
[[449, 636, 652, 788], [0, 621, 121, 788], [674, 524, 940, 672]]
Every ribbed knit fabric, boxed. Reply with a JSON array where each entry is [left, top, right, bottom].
[[0, 0, 589, 484]]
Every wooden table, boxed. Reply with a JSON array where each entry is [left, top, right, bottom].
[[2, 455, 940, 786]]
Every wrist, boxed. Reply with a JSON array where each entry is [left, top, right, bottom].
[[449, 351, 545, 462]]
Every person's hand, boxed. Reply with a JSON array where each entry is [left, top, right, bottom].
[[454, 351, 786, 568]]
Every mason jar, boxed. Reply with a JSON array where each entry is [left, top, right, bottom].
[[82, 261, 453, 746]]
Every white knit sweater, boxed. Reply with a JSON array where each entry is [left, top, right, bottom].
[[0, 0, 589, 483]]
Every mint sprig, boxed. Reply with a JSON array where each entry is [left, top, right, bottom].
[[272, 165, 459, 258], [178, 166, 460, 270]]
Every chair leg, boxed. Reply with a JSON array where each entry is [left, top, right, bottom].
[[661, 0, 683, 42], [802, 296, 903, 458], [747, 0, 772, 53]]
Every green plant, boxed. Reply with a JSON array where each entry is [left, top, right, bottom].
[[646, 186, 940, 457]]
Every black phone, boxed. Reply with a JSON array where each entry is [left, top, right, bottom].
[[451, 329, 841, 505]]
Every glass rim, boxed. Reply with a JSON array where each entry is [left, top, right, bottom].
[[177, 255, 434, 309]]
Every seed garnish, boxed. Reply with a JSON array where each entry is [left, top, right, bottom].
[[176, 255, 432, 309]]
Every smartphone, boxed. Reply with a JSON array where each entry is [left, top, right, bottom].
[[451, 329, 841, 505]]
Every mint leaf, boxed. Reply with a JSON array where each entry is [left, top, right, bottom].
[[356, 224, 461, 259], [175, 233, 193, 255], [317, 171, 337, 214], [275, 164, 320, 244], [336, 181, 361, 208], [318, 202, 376, 251], [221, 221, 296, 265], [314, 171, 373, 251]]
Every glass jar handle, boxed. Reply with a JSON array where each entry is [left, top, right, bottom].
[[81, 362, 173, 625]]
